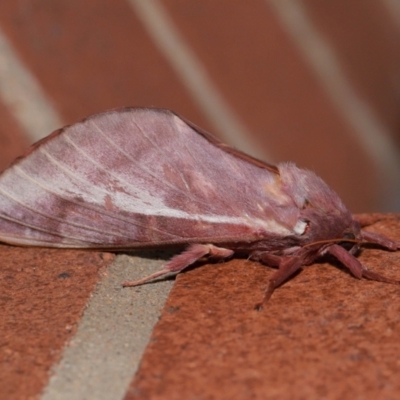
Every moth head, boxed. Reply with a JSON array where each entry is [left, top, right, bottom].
[[338, 218, 362, 254], [301, 216, 362, 257]]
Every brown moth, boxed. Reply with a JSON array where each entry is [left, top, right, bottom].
[[0, 108, 399, 308]]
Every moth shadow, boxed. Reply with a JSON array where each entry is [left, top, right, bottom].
[[119, 246, 186, 262], [318, 253, 357, 279]]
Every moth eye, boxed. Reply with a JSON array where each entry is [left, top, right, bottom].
[[293, 220, 309, 235], [342, 232, 356, 240], [339, 231, 356, 250]]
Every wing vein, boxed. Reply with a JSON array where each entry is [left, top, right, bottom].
[[41, 146, 259, 228], [0, 184, 137, 240], [0, 211, 98, 245], [128, 117, 192, 192], [16, 155, 183, 241], [90, 119, 216, 210]]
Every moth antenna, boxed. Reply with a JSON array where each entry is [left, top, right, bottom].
[[302, 238, 361, 249], [122, 244, 234, 287]]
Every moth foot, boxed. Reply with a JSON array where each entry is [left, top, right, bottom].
[[122, 268, 171, 287], [122, 244, 234, 288], [361, 269, 400, 285], [254, 281, 276, 311]]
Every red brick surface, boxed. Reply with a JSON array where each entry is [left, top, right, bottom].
[[304, 0, 400, 136], [0, 0, 207, 128], [126, 215, 400, 400], [0, 247, 114, 400], [0, 2, 400, 399], [0, 102, 29, 172]]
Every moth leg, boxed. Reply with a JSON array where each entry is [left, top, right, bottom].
[[361, 230, 400, 251], [255, 255, 303, 310], [328, 244, 400, 284], [250, 251, 281, 267], [122, 244, 234, 287]]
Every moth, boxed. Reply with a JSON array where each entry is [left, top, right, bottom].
[[0, 108, 399, 308]]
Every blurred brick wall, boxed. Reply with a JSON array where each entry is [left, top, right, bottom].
[[0, 0, 399, 212]]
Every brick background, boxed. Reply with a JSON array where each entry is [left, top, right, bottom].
[[0, 2, 400, 399]]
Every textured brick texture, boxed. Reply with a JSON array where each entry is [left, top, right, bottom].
[[126, 215, 400, 400], [0, 247, 114, 400], [0, 1, 400, 399]]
